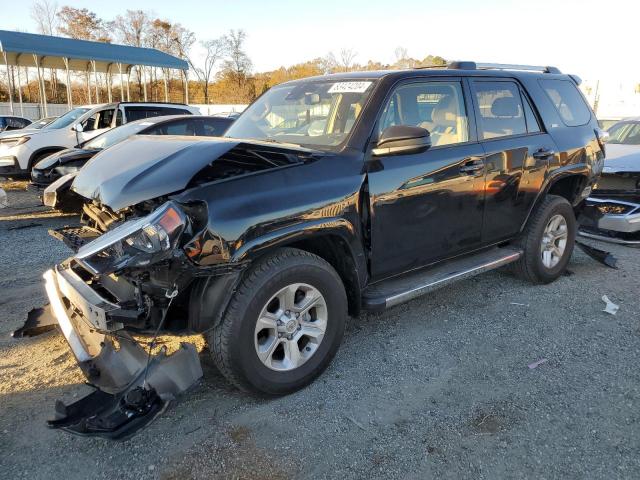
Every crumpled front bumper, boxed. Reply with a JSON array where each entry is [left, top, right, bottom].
[[42, 264, 203, 440], [579, 196, 640, 246]]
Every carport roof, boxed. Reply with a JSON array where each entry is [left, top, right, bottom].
[[0, 29, 188, 73]]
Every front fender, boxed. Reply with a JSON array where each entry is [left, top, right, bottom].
[[231, 216, 364, 264]]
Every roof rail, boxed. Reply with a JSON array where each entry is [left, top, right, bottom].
[[415, 61, 562, 74], [474, 63, 562, 74]]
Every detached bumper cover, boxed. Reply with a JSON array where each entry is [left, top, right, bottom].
[[42, 266, 203, 439]]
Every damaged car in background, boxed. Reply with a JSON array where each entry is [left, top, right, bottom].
[[33, 115, 234, 212], [579, 118, 640, 245], [25, 62, 604, 439]]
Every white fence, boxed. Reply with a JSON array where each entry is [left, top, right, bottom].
[[0, 102, 247, 120]]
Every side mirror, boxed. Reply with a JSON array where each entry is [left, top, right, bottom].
[[372, 125, 431, 157], [73, 123, 84, 133]]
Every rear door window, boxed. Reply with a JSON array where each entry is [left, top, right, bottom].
[[473, 81, 527, 140], [145, 119, 197, 136], [124, 106, 191, 122], [198, 118, 233, 136], [539, 79, 591, 126]]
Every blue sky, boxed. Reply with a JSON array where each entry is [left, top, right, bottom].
[[0, 0, 638, 83]]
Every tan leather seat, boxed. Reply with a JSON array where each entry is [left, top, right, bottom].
[[420, 96, 466, 146]]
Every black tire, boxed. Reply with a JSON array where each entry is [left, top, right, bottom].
[[512, 194, 576, 284], [208, 247, 347, 395]]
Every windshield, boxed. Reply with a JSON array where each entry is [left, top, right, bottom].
[[83, 121, 153, 150], [46, 108, 91, 130], [607, 122, 640, 145], [224, 79, 376, 149]]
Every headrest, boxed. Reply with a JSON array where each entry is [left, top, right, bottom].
[[491, 97, 520, 118], [432, 96, 457, 126]]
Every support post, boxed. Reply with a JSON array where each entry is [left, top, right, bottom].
[[163, 68, 168, 102], [142, 66, 148, 101], [106, 63, 112, 103], [183, 70, 189, 104], [33, 54, 48, 117], [16, 59, 24, 117], [126, 66, 131, 101], [118, 63, 124, 101], [63, 57, 73, 109], [92, 60, 99, 103], [86, 63, 92, 104], [2, 51, 14, 114]]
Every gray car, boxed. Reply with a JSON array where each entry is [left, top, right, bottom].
[[580, 119, 640, 245]]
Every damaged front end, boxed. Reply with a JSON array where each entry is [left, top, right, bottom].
[[579, 172, 640, 246], [37, 200, 219, 439]]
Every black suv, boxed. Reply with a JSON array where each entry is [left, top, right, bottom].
[[38, 62, 604, 437]]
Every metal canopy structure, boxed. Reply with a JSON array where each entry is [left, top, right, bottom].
[[0, 29, 190, 116]]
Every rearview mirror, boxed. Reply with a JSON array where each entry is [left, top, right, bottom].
[[73, 123, 84, 133], [372, 125, 431, 157]]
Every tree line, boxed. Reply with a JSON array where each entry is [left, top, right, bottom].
[[0, 1, 447, 106]]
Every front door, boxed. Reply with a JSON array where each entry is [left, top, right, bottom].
[[77, 107, 116, 143], [367, 79, 486, 280]]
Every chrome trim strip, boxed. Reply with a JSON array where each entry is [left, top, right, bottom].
[[384, 251, 522, 308], [43, 269, 92, 362]]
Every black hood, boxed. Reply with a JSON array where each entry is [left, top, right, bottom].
[[33, 147, 99, 171], [71, 135, 316, 211]]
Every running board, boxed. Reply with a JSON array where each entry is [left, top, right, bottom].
[[362, 247, 522, 311]]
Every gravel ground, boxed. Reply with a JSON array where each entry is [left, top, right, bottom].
[[1, 183, 639, 479]]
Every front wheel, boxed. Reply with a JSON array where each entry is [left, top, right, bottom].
[[512, 194, 576, 284], [208, 248, 347, 395]]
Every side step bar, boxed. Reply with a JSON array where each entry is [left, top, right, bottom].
[[362, 247, 522, 311]]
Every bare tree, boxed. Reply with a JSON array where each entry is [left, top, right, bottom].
[[113, 10, 152, 99], [190, 38, 227, 104], [31, 1, 60, 101], [339, 48, 357, 72], [222, 29, 252, 89], [31, 0, 59, 35]]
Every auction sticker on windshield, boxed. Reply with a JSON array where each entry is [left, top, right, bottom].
[[328, 81, 372, 94]]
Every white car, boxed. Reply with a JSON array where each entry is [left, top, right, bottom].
[[0, 102, 200, 176]]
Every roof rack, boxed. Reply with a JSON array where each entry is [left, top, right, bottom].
[[445, 61, 561, 74]]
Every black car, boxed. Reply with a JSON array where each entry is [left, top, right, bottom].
[[35, 62, 603, 438], [31, 114, 234, 187], [0, 115, 31, 131]]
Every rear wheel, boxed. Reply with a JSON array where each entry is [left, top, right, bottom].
[[512, 195, 576, 284], [208, 248, 347, 395]]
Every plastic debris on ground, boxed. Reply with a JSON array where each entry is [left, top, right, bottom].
[[576, 241, 618, 269], [528, 358, 548, 369], [601, 295, 619, 315], [0, 187, 7, 208]]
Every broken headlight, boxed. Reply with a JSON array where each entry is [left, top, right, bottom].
[[75, 202, 187, 274]]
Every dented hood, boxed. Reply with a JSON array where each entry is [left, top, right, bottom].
[[71, 135, 313, 211]]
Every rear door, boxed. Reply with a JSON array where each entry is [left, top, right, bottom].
[[470, 79, 553, 244], [367, 78, 486, 280]]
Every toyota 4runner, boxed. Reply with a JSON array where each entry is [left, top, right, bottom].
[[33, 62, 604, 438]]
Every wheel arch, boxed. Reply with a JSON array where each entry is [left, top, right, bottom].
[[231, 219, 366, 317], [28, 146, 67, 170], [521, 169, 590, 232]]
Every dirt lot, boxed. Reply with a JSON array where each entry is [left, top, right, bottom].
[[1, 181, 639, 479]]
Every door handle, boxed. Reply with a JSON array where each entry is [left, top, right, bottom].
[[459, 159, 485, 175], [532, 148, 555, 160]]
